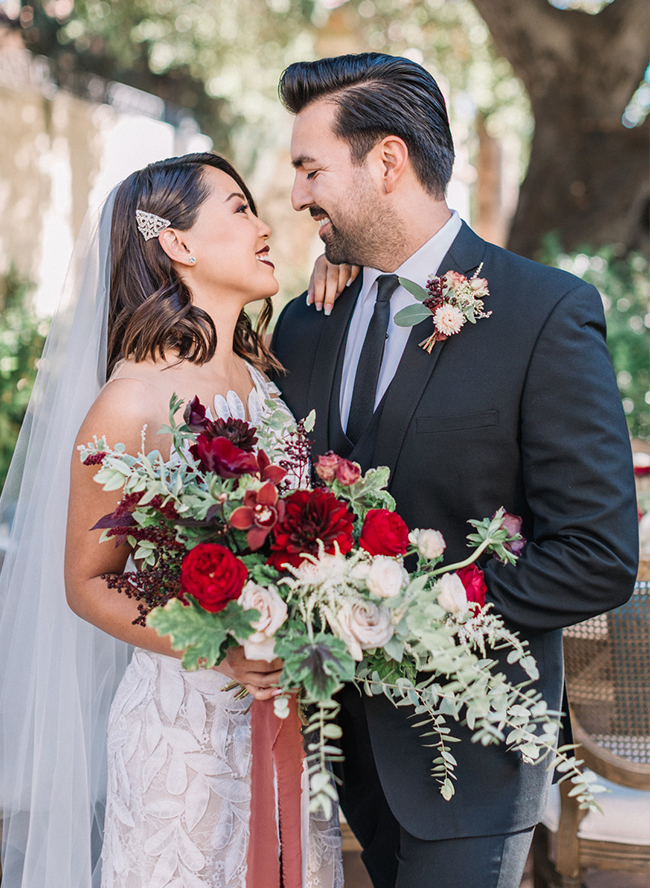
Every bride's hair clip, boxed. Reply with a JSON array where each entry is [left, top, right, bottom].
[[136, 209, 171, 241]]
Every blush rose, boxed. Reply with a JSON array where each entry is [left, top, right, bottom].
[[238, 581, 288, 662]]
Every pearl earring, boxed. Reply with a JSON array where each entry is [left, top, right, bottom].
[[189, 257, 196, 265]]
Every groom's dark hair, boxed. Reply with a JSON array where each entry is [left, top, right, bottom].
[[279, 53, 454, 199]]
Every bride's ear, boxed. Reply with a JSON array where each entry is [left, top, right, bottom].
[[158, 229, 196, 267]]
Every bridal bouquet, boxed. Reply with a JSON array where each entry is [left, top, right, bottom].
[[80, 397, 600, 816]]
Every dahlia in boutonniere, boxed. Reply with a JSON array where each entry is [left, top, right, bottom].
[[394, 264, 491, 353]]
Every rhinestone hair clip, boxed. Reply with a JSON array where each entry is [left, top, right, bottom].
[[135, 209, 171, 241]]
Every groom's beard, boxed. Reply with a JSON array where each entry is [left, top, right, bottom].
[[316, 177, 408, 271]]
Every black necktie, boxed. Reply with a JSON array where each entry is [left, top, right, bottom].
[[346, 274, 400, 444]]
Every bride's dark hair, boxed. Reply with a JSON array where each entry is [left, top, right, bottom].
[[107, 152, 281, 379]]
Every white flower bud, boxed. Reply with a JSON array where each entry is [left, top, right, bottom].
[[435, 572, 467, 614], [409, 528, 446, 560]]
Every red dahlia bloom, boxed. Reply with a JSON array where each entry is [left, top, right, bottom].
[[180, 542, 247, 612], [267, 488, 354, 569], [230, 482, 286, 551], [359, 509, 409, 557], [190, 435, 259, 478]]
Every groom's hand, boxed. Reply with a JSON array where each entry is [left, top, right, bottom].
[[308, 254, 360, 316], [221, 646, 284, 701]]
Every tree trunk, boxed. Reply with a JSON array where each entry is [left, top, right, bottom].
[[471, 0, 650, 258]]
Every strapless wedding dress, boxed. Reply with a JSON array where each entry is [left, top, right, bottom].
[[100, 366, 343, 888]]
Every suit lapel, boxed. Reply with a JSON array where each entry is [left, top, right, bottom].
[[308, 273, 363, 455], [373, 223, 487, 477]]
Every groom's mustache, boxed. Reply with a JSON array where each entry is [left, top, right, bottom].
[[309, 206, 328, 220]]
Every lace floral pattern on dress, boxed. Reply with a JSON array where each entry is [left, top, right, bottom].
[[101, 367, 343, 888]]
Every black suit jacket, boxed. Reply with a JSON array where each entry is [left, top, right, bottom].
[[272, 222, 639, 840]]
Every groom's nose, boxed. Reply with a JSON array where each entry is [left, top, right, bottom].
[[291, 174, 312, 212]]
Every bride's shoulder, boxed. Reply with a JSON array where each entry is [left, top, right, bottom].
[[77, 365, 166, 453]]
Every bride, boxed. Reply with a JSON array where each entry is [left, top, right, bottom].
[[0, 153, 343, 887]]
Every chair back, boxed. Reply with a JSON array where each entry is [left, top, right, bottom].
[[563, 560, 650, 789]]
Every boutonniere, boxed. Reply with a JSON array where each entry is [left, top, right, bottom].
[[394, 265, 491, 353]]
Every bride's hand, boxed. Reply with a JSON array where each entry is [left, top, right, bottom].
[[219, 646, 283, 701], [308, 254, 360, 316]]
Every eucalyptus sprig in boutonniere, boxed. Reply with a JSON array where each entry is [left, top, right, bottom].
[[394, 265, 491, 353]]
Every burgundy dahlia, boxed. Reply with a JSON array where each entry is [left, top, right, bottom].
[[267, 488, 354, 570], [184, 397, 258, 451], [207, 417, 258, 452]]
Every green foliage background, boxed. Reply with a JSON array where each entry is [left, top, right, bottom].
[[541, 240, 650, 441], [0, 270, 49, 493]]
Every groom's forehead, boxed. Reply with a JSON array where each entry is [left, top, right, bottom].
[[290, 100, 348, 161]]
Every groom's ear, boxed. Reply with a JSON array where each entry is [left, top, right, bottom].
[[375, 136, 410, 193], [158, 228, 195, 267]]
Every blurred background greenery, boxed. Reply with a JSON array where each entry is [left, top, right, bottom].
[[0, 0, 648, 489]]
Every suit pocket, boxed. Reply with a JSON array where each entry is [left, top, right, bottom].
[[416, 410, 499, 433]]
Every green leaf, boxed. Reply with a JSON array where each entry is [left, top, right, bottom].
[[393, 304, 432, 328], [303, 410, 316, 433], [398, 277, 429, 302], [275, 634, 356, 702], [147, 597, 258, 671]]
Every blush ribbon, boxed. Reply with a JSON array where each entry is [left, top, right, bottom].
[[246, 695, 305, 888]]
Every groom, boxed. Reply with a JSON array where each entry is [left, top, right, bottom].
[[271, 54, 638, 887]]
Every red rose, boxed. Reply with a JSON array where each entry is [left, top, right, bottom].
[[268, 488, 354, 569], [456, 564, 487, 608], [359, 509, 409, 557], [180, 543, 247, 613], [190, 435, 258, 478], [336, 458, 361, 486]]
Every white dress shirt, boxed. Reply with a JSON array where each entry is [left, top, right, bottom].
[[340, 210, 463, 432]]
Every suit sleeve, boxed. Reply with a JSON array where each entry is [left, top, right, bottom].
[[484, 282, 639, 633]]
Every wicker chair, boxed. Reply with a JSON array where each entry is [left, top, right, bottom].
[[533, 560, 650, 888]]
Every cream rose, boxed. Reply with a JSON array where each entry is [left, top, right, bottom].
[[435, 572, 468, 614], [409, 528, 446, 560], [366, 557, 408, 599], [238, 581, 288, 662], [335, 601, 394, 661]]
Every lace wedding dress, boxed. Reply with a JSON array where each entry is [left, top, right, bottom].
[[100, 366, 343, 888]]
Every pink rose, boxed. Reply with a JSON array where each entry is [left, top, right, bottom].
[[315, 451, 341, 482], [444, 270, 468, 288], [336, 458, 361, 486]]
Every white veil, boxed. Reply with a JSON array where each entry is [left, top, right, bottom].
[[0, 187, 131, 887]]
